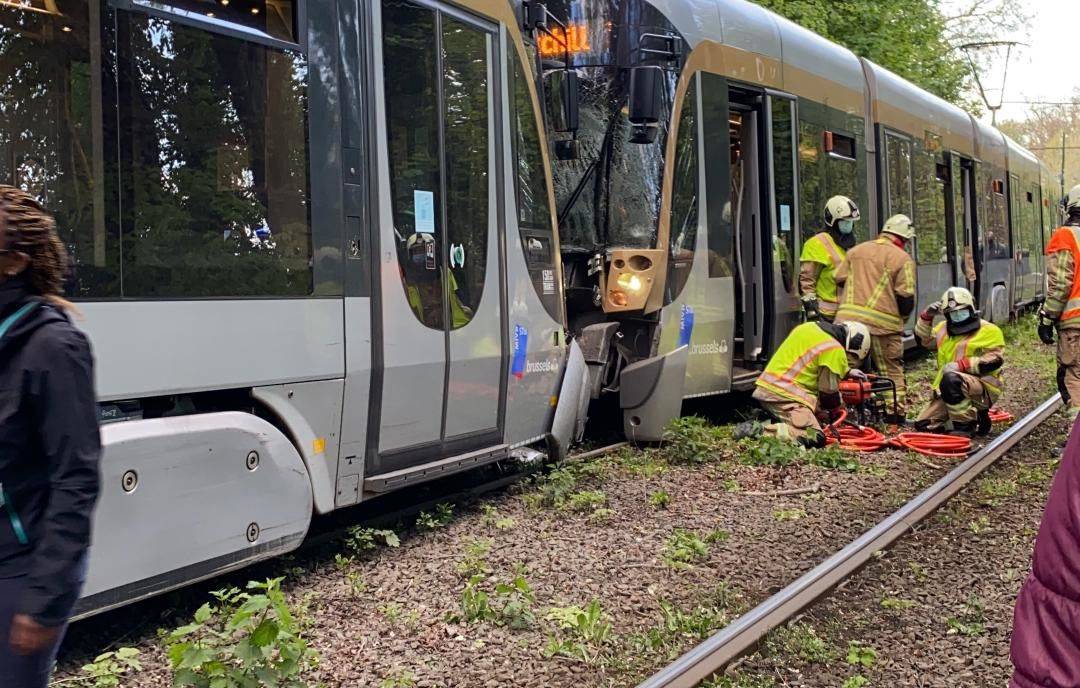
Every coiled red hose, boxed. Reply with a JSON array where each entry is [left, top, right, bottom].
[[823, 409, 972, 457], [988, 408, 1014, 423]]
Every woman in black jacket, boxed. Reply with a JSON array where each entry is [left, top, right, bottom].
[[0, 186, 100, 687]]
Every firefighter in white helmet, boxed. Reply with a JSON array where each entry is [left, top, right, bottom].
[[800, 195, 859, 321], [913, 287, 1005, 437], [735, 320, 872, 447], [834, 214, 917, 424], [1038, 183, 1080, 422]]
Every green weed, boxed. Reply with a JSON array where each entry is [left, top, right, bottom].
[[880, 597, 915, 610], [662, 529, 710, 569], [807, 446, 861, 472], [976, 476, 1018, 505], [766, 622, 834, 663], [1016, 462, 1057, 487], [968, 515, 991, 534], [662, 416, 732, 464], [946, 596, 986, 636], [75, 648, 142, 687], [722, 479, 741, 492], [741, 436, 803, 468], [565, 490, 607, 513], [632, 601, 730, 655], [416, 502, 454, 530], [773, 508, 807, 522], [544, 600, 613, 664], [841, 676, 869, 688], [456, 538, 493, 579], [379, 670, 416, 688], [845, 642, 877, 668], [345, 527, 400, 555], [648, 490, 672, 509]]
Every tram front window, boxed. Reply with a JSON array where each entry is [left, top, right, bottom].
[[552, 66, 670, 251]]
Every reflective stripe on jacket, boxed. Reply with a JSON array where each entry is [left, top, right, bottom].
[[929, 320, 1005, 394], [1044, 225, 1080, 328], [755, 322, 849, 410], [834, 237, 915, 335], [799, 232, 845, 315]]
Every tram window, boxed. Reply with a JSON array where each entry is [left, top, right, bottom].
[[981, 167, 1009, 259], [115, 10, 312, 297], [139, 0, 297, 43], [772, 99, 797, 294], [442, 17, 489, 329], [383, 0, 442, 328], [884, 133, 914, 221], [509, 48, 562, 321], [824, 131, 856, 161], [798, 121, 825, 242], [0, 0, 120, 297], [665, 78, 698, 303], [913, 149, 947, 264]]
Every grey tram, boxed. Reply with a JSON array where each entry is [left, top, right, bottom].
[[0, 0, 592, 616], [527, 0, 1061, 440]]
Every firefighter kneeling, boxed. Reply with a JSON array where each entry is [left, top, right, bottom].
[[735, 320, 872, 447], [913, 287, 1004, 437]]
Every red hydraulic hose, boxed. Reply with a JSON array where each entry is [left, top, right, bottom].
[[988, 408, 1014, 423], [824, 409, 972, 457], [824, 410, 888, 452], [888, 432, 971, 458]]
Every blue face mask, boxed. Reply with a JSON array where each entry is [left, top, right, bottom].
[[838, 219, 855, 234], [948, 308, 973, 324]]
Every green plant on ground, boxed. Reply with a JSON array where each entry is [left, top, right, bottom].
[[1016, 462, 1057, 487], [662, 416, 732, 464], [705, 529, 730, 543], [946, 596, 986, 637], [908, 562, 928, 583], [379, 670, 415, 688], [722, 479, 741, 492], [345, 569, 366, 597], [702, 674, 775, 688], [345, 526, 400, 555], [841, 676, 869, 688], [773, 508, 807, 522], [333, 554, 353, 570], [741, 435, 803, 468], [620, 448, 668, 478], [968, 515, 991, 534], [662, 529, 710, 569], [565, 489, 607, 513], [164, 578, 318, 688], [632, 601, 731, 655], [648, 489, 672, 509], [457, 574, 495, 623], [880, 597, 915, 610], [766, 622, 834, 663], [72, 648, 142, 687], [845, 642, 877, 668], [976, 476, 1018, 505], [544, 600, 613, 664], [588, 507, 615, 523], [455, 538, 493, 579], [807, 445, 861, 472], [494, 575, 537, 630], [416, 502, 454, 530], [528, 467, 581, 510]]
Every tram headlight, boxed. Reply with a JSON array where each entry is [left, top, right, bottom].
[[616, 272, 644, 293]]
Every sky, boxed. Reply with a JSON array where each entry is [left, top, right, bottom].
[[941, 0, 1080, 124]]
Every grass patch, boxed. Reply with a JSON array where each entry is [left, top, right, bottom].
[[663, 529, 710, 569], [945, 596, 986, 637], [880, 597, 916, 610], [976, 475, 1018, 505], [766, 622, 834, 663], [773, 508, 807, 522], [662, 416, 736, 464]]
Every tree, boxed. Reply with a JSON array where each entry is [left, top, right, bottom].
[[756, 0, 1024, 111], [999, 93, 1080, 197]]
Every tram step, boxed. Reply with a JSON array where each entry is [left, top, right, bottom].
[[363, 444, 510, 494], [731, 366, 760, 392]]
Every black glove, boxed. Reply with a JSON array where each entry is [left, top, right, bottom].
[[1038, 312, 1056, 345], [802, 297, 820, 321]]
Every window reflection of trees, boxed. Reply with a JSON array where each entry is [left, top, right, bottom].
[[0, 1, 312, 298]]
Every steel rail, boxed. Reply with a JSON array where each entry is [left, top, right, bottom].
[[639, 393, 1063, 688]]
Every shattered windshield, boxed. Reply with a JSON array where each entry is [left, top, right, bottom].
[[553, 66, 671, 251]]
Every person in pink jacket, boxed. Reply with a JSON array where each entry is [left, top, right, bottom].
[[1010, 417, 1080, 687]]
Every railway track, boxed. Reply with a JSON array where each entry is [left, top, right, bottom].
[[638, 393, 1064, 688]]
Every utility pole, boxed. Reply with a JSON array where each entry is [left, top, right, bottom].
[[1063, 129, 1068, 204]]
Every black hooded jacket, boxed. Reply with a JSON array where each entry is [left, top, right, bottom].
[[0, 277, 100, 626]]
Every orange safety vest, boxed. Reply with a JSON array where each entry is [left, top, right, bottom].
[[1045, 225, 1080, 326]]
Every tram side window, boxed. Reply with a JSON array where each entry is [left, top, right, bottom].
[[509, 48, 562, 321], [665, 79, 698, 303], [115, 10, 312, 297], [772, 100, 797, 294], [884, 133, 914, 222], [383, 0, 443, 328], [442, 18, 489, 329], [983, 170, 1009, 259], [912, 148, 947, 264], [798, 121, 825, 243], [0, 0, 120, 296]]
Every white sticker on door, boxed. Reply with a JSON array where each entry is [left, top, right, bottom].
[[414, 190, 435, 234]]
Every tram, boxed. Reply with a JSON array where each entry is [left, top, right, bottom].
[[0, 0, 593, 615], [524, 0, 1063, 440]]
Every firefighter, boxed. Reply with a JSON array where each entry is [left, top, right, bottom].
[[834, 214, 917, 424], [800, 195, 859, 321], [735, 320, 872, 447], [1038, 183, 1080, 422], [913, 287, 1004, 437]]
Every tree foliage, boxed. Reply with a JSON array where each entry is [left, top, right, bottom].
[[756, 0, 976, 108]]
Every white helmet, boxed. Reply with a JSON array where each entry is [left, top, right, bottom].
[[843, 321, 871, 363], [940, 286, 980, 335], [1066, 184, 1080, 212], [824, 195, 860, 228], [882, 214, 915, 241]]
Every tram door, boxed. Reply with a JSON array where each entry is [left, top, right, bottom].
[[371, 0, 506, 476], [948, 154, 978, 298], [730, 98, 765, 362]]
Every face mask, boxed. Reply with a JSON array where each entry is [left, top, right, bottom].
[[948, 308, 972, 324], [838, 219, 855, 234]]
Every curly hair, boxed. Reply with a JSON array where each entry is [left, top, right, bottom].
[[0, 183, 76, 308], [0, 185, 71, 303]]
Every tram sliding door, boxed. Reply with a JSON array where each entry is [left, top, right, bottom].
[[763, 93, 802, 354], [729, 93, 765, 363], [371, 0, 505, 476]]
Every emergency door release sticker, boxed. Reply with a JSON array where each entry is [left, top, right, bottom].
[[511, 324, 528, 379], [780, 204, 792, 233], [414, 190, 436, 234], [542, 269, 556, 294]]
